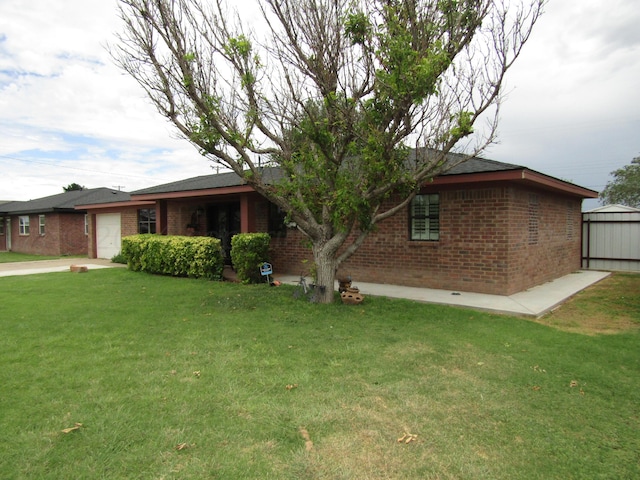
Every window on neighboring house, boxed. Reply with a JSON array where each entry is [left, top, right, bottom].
[[0, 217, 4, 236], [39, 215, 46, 235], [138, 208, 156, 234], [19, 216, 30, 235], [84, 214, 89, 235], [410, 194, 440, 241], [268, 202, 287, 237]]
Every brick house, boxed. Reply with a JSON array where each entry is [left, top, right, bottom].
[[77, 156, 598, 295], [0, 189, 130, 256]]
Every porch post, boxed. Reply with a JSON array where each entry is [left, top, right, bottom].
[[157, 200, 168, 235], [240, 194, 255, 233]]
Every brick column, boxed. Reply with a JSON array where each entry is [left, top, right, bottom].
[[240, 194, 256, 233]]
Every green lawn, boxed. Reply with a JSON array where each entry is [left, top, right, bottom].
[[1, 269, 638, 479], [0, 252, 79, 263]]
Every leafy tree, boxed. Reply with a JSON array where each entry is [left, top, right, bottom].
[[112, 0, 544, 303], [63, 183, 85, 192], [600, 157, 640, 208]]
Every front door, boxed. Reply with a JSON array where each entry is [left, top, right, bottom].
[[207, 202, 241, 264]]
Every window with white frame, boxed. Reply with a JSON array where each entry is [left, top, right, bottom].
[[0, 217, 4, 236], [410, 194, 440, 241], [19, 216, 30, 235], [84, 214, 89, 235], [39, 215, 46, 235]]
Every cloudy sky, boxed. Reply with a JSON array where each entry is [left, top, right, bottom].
[[1, 0, 639, 210]]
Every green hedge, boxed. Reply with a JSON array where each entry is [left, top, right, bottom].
[[230, 233, 271, 284], [121, 234, 224, 280]]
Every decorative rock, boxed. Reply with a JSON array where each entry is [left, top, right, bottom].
[[338, 277, 352, 293], [70, 265, 88, 273], [341, 287, 364, 305]]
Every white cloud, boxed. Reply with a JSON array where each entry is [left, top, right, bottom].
[[0, 0, 213, 200]]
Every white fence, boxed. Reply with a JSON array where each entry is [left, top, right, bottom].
[[582, 211, 640, 272]]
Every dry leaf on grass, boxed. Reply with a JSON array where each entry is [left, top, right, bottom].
[[175, 443, 191, 451], [299, 427, 313, 451], [397, 432, 418, 444], [61, 423, 83, 434], [285, 384, 298, 390]]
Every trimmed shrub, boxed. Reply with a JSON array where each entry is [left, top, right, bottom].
[[230, 233, 271, 284], [121, 234, 224, 280], [110, 252, 127, 264]]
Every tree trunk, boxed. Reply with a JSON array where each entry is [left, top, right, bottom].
[[312, 243, 339, 304]]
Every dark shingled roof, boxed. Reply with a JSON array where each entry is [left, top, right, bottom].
[[131, 170, 246, 195], [440, 155, 523, 175], [0, 188, 131, 215], [131, 155, 522, 196], [131, 168, 286, 195], [404, 149, 523, 176]]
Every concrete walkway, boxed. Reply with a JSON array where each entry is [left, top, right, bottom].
[[0, 258, 610, 318], [0, 258, 126, 277], [274, 270, 611, 318]]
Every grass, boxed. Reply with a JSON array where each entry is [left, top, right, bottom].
[[538, 273, 640, 335], [0, 269, 638, 479], [0, 252, 78, 263]]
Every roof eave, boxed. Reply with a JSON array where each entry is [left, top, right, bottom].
[[430, 169, 598, 198], [132, 184, 255, 201], [1, 207, 79, 215], [75, 200, 156, 211]]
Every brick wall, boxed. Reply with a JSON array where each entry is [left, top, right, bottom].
[[270, 183, 583, 295], [270, 228, 313, 275], [7, 213, 88, 256], [82, 183, 581, 295], [505, 189, 582, 294]]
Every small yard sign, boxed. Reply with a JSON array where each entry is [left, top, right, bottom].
[[260, 262, 273, 283]]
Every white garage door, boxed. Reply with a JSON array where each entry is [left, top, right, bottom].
[[96, 213, 122, 259]]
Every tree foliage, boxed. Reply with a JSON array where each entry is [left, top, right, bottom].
[[112, 0, 544, 302], [600, 157, 640, 208], [63, 183, 85, 192]]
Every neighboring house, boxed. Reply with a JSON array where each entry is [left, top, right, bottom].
[[0, 188, 130, 256], [78, 155, 598, 296]]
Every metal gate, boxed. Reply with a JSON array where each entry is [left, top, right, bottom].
[[582, 210, 640, 272]]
